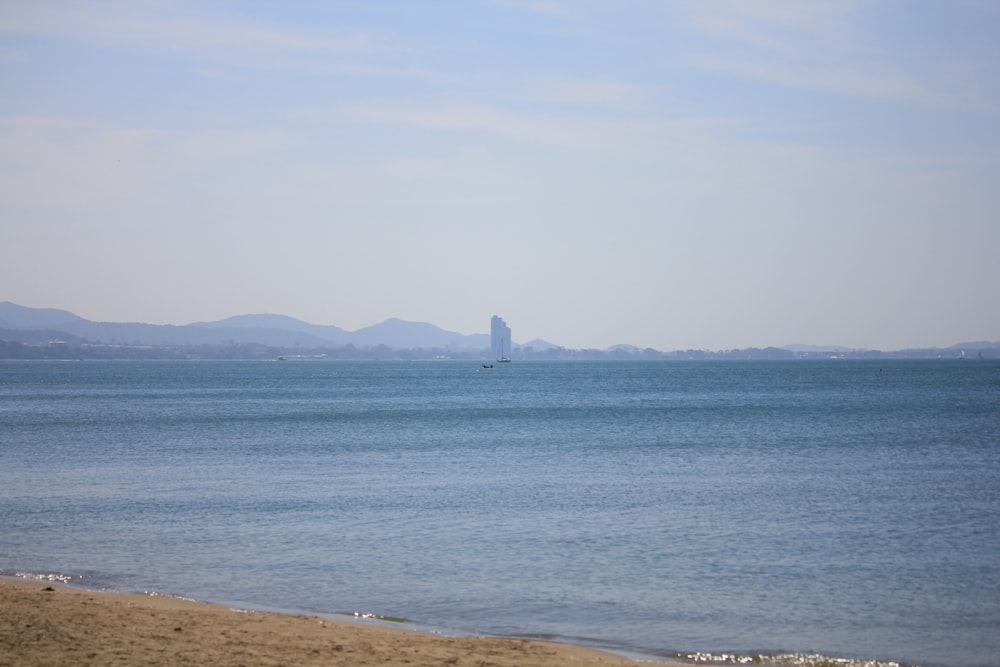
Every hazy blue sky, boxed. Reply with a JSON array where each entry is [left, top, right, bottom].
[[2, 1, 998, 350]]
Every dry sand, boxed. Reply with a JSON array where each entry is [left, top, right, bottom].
[[1, 578, 680, 666]]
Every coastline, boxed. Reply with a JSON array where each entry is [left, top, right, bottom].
[[0, 578, 682, 666]]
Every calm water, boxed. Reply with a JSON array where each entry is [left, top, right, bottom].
[[2, 359, 998, 667]]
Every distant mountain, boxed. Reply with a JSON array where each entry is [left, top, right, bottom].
[[0, 302, 494, 351], [190, 313, 352, 346], [0, 302, 85, 329], [193, 314, 489, 349], [520, 338, 561, 351], [949, 341, 1000, 350], [607, 344, 642, 353], [192, 313, 323, 331], [351, 318, 489, 350]]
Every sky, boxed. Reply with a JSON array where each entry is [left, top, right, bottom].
[[2, 1, 999, 351]]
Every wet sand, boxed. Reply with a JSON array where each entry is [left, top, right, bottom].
[[1, 578, 680, 666]]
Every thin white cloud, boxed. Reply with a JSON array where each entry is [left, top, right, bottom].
[[542, 79, 658, 108], [0, 0, 402, 73], [488, 0, 576, 20], [2, 1, 364, 50], [0, 116, 293, 211], [690, 54, 939, 104], [334, 102, 676, 157], [343, 103, 576, 144], [689, 0, 869, 53], [679, 0, 955, 105]]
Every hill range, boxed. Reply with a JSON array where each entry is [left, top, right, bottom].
[[0, 301, 559, 354], [1, 301, 997, 360]]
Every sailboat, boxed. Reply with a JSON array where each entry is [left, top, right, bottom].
[[491, 315, 512, 363], [496, 331, 511, 362]]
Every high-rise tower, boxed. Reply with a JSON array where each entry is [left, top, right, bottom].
[[490, 315, 511, 362]]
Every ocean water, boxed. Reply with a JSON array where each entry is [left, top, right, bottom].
[[1, 359, 998, 667]]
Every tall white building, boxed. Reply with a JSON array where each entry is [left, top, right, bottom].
[[490, 315, 511, 362]]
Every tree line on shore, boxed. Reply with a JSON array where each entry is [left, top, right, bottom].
[[2, 338, 995, 361]]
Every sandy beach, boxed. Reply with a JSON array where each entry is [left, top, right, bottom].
[[1, 578, 680, 666]]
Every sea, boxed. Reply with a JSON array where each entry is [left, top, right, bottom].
[[2, 359, 998, 667]]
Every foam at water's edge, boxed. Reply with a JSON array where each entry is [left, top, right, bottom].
[[684, 651, 915, 667], [7, 571, 78, 584]]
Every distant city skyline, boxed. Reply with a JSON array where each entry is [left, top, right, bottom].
[[2, 2, 998, 350]]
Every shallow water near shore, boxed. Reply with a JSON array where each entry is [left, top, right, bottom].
[[2, 359, 999, 667]]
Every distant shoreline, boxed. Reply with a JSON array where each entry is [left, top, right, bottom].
[[2, 338, 998, 361]]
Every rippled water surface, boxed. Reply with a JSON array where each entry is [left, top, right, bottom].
[[2, 359, 998, 667]]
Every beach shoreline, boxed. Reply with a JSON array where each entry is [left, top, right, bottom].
[[0, 577, 683, 666]]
